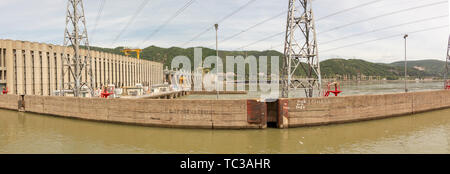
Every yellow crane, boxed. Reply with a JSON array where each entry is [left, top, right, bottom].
[[121, 49, 143, 59]]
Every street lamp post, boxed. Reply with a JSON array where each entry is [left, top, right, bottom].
[[214, 24, 219, 100], [404, 34, 408, 93]]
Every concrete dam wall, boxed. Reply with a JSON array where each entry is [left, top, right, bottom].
[[1, 90, 449, 129], [277, 90, 450, 128]]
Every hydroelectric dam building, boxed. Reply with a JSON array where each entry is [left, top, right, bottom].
[[0, 39, 164, 96]]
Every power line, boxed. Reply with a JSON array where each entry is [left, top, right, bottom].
[[264, 14, 446, 51], [209, 10, 286, 48], [319, 0, 447, 34], [239, 0, 447, 51], [112, 0, 152, 45], [91, 0, 106, 43], [316, 0, 384, 21], [238, 31, 284, 50], [321, 14, 448, 45], [137, 0, 196, 48], [321, 25, 448, 53], [235, 0, 385, 50], [181, 0, 257, 47]]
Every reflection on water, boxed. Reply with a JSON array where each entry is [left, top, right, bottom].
[[0, 81, 449, 154]]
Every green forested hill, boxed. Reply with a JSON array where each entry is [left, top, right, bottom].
[[87, 45, 446, 79], [389, 59, 446, 77]]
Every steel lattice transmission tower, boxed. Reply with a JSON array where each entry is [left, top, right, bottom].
[[61, 0, 94, 97], [282, 0, 321, 98]]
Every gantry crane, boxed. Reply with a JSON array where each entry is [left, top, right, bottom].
[[121, 48, 143, 59]]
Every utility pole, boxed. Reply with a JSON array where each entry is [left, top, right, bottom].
[[404, 34, 408, 93], [445, 35, 450, 88], [61, 0, 94, 97], [214, 24, 219, 100], [282, 0, 321, 98]]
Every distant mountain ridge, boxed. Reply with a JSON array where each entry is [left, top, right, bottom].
[[87, 45, 446, 79]]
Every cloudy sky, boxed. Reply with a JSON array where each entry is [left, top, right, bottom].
[[0, 0, 449, 63]]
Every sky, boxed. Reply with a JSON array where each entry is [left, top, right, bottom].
[[0, 0, 449, 63]]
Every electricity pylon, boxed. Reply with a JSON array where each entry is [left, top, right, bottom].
[[282, 0, 321, 98], [61, 0, 94, 97]]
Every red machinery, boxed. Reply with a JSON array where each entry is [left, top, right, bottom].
[[2, 87, 8, 95], [324, 82, 342, 97], [446, 80, 450, 90], [100, 86, 114, 98]]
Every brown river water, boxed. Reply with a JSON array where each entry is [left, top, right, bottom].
[[1, 81, 449, 154]]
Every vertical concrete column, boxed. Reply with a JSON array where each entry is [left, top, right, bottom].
[[98, 52, 103, 87], [88, 50, 94, 88], [109, 54, 114, 86], [134, 58, 137, 85], [94, 51, 100, 89], [23, 41, 33, 95], [137, 59, 140, 84], [150, 62, 153, 86], [136, 59, 139, 84], [14, 41, 24, 95], [160, 64, 163, 84], [5, 40, 15, 94], [140, 60, 143, 84], [0, 40, 4, 83], [56, 46, 63, 91], [119, 57, 123, 87], [122, 57, 126, 87], [122, 57, 130, 86], [41, 43, 49, 96], [32, 43, 41, 95], [120, 57, 124, 87], [129, 58, 133, 86], [0, 40, 3, 81], [154, 62, 157, 85], [149, 62, 152, 86], [116, 56, 120, 87], [65, 47, 73, 89], [105, 53, 110, 85], [128, 57, 131, 86], [110, 53, 114, 85], [135, 58, 138, 85], [100, 52, 104, 88], [49, 45, 56, 94], [80, 49, 86, 85], [112, 54, 117, 86], [145, 61, 148, 86]]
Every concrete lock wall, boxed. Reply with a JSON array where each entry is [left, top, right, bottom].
[[1, 90, 450, 129], [0, 94, 19, 110], [278, 90, 450, 128], [22, 95, 267, 129]]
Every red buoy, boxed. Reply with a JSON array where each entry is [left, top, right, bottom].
[[324, 82, 342, 97], [100, 87, 114, 98]]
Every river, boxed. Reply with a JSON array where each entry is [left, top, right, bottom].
[[1, 81, 449, 154]]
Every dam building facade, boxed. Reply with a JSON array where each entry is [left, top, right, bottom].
[[0, 39, 164, 96]]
